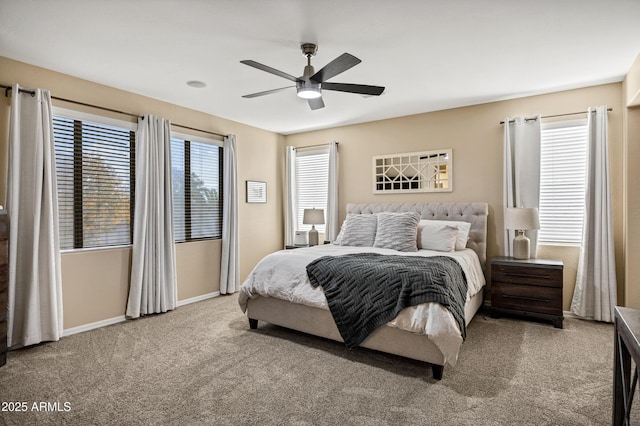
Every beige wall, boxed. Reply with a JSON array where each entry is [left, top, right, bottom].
[[0, 56, 284, 328], [286, 83, 624, 311], [623, 52, 640, 308]]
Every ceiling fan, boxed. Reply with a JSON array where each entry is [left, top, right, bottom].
[[240, 43, 385, 110]]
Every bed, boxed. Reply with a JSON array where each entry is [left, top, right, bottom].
[[238, 202, 489, 380]]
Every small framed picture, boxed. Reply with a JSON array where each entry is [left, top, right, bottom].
[[246, 180, 267, 203]]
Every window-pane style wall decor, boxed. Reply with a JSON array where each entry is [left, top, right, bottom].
[[373, 149, 452, 194]]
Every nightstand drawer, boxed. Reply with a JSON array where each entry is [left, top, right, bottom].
[[0, 241, 6, 267], [492, 282, 562, 315], [0, 319, 6, 353], [0, 217, 6, 239], [0, 290, 6, 321], [0, 265, 6, 292], [492, 264, 562, 288]]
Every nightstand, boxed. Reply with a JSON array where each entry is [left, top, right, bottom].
[[490, 256, 564, 328]]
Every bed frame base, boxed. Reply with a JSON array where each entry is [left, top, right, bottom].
[[248, 318, 258, 329], [246, 291, 483, 380], [431, 365, 444, 380]]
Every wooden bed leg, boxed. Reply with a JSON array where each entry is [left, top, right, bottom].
[[432, 365, 444, 380], [248, 318, 258, 329]]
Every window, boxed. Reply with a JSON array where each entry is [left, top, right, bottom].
[[171, 134, 223, 242], [539, 119, 588, 244], [296, 149, 329, 234], [53, 111, 136, 250]]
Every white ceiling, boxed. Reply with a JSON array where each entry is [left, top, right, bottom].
[[1, 0, 639, 135]]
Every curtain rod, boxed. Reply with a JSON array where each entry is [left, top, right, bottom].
[[500, 108, 613, 125], [294, 142, 339, 151], [1, 83, 227, 139]]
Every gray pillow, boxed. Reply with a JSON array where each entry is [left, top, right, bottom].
[[340, 214, 378, 247], [373, 211, 421, 252]]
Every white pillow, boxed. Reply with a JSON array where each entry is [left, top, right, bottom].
[[417, 222, 458, 252], [418, 220, 471, 250]]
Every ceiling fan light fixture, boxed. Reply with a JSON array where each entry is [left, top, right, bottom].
[[296, 86, 322, 99], [241, 43, 384, 110]]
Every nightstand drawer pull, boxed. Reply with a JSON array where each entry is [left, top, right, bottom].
[[504, 272, 552, 280], [501, 294, 551, 303]]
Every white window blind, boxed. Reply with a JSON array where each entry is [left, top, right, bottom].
[[296, 149, 329, 234], [53, 114, 135, 250], [539, 119, 588, 245], [171, 136, 223, 242]]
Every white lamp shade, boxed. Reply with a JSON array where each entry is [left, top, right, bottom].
[[303, 208, 325, 225], [504, 207, 540, 230]]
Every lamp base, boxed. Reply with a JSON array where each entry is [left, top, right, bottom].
[[513, 230, 530, 260], [308, 225, 319, 246]]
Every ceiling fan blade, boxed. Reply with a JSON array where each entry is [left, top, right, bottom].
[[308, 97, 325, 110], [322, 82, 385, 96], [310, 53, 361, 83], [240, 60, 301, 82], [242, 86, 295, 98]]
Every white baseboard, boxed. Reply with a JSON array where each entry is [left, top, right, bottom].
[[177, 291, 220, 307], [63, 315, 126, 337], [63, 291, 221, 337]]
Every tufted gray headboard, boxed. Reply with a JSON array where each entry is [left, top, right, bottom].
[[346, 202, 489, 270]]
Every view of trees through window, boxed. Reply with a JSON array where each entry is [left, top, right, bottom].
[[171, 138, 223, 242], [53, 113, 223, 250], [53, 116, 134, 250]]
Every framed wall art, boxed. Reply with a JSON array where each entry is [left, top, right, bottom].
[[246, 180, 267, 203]]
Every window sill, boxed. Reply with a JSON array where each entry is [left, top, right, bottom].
[[61, 244, 133, 255]]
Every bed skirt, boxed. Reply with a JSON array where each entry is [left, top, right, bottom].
[[245, 289, 484, 380]]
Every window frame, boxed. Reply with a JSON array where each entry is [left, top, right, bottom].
[[170, 131, 224, 243], [538, 118, 588, 246], [52, 107, 137, 253], [295, 148, 329, 234]]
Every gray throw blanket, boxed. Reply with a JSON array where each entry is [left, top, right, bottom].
[[306, 253, 468, 348]]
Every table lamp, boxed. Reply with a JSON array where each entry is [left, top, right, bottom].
[[303, 208, 325, 246], [504, 207, 540, 260]]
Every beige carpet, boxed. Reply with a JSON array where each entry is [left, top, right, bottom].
[[0, 295, 620, 425]]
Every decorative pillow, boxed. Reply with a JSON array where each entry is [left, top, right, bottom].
[[418, 220, 471, 250], [331, 228, 343, 245], [373, 212, 421, 252], [339, 214, 378, 247], [417, 222, 458, 252]]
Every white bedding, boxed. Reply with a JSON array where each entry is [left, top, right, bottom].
[[238, 245, 486, 366]]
